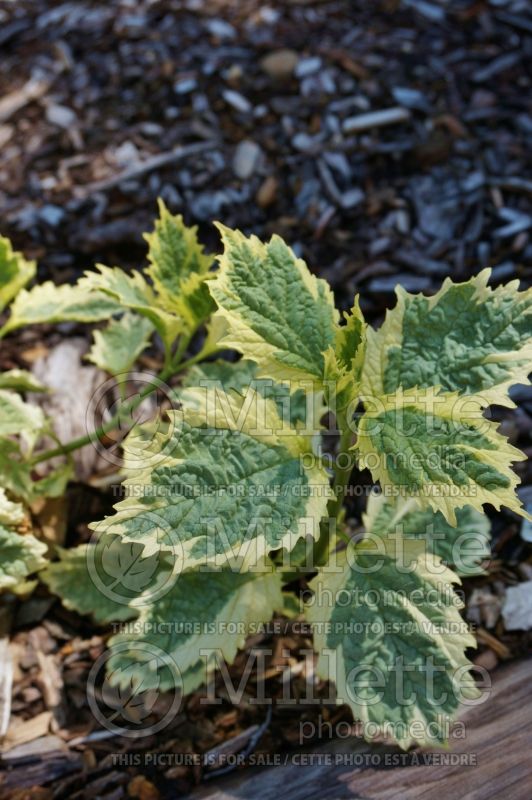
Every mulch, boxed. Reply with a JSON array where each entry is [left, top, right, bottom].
[[0, 0, 531, 797]]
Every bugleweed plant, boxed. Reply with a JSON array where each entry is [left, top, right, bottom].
[[0, 201, 531, 747]]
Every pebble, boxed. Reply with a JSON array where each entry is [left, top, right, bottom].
[[174, 77, 197, 95], [292, 132, 320, 153], [392, 86, 430, 112], [260, 49, 299, 80], [340, 188, 365, 210], [232, 140, 263, 179], [295, 56, 322, 78], [39, 204, 65, 226], [223, 89, 252, 114], [256, 175, 278, 207], [45, 103, 76, 129], [205, 18, 236, 40]]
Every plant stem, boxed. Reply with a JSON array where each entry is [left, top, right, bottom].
[[30, 366, 174, 466], [312, 417, 355, 567], [175, 350, 212, 374]]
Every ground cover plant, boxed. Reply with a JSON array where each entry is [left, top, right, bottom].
[[0, 202, 531, 748]]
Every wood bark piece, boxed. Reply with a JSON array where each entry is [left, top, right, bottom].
[[184, 658, 532, 800], [342, 107, 411, 133]]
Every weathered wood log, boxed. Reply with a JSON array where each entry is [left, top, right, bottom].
[[186, 658, 532, 800]]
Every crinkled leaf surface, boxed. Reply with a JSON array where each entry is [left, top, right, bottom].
[[145, 199, 213, 330], [356, 388, 527, 524], [79, 265, 182, 352], [0, 526, 47, 590], [87, 312, 153, 375], [209, 226, 338, 387], [107, 566, 283, 692], [0, 236, 36, 312], [180, 358, 316, 429], [0, 488, 25, 526], [1, 281, 120, 335], [306, 548, 478, 747], [362, 271, 532, 407], [363, 493, 490, 576], [0, 389, 45, 439], [96, 389, 331, 570]]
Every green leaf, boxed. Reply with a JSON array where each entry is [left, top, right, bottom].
[[362, 270, 532, 407], [209, 225, 338, 387], [144, 199, 213, 330], [41, 544, 138, 624], [0, 441, 72, 504], [0, 488, 25, 526], [0, 526, 47, 590], [306, 547, 478, 748], [324, 297, 366, 411], [0, 389, 45, 441], [363, 493, 491, 576], [0, 370, 48, 392], [97, 388, 331, 571], [0, 236, 36, 312], [1, 281, 121, 336], [87, 313, 154, 375], [79, 265, 182, 354], [0, 441, 33, 500], [32, 462, 73, 500], [356, 387, 527, 524], [180, 358, 315, 429], [107, 565, 283, 692]]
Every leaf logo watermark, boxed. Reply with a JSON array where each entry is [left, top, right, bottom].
[[86, 510, 183, 607], [87, 641, 183, 738], [85, 371, 181, 470]]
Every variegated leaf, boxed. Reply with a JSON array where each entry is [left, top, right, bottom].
[[362, 270, 532, 407], [209, 225, 338, 388], [356, 387, 527, 524], [363, 493, 490, 576], [87, 312, 153, 375], [95, 388, 331, 571], [107, 565, 283, 692], [79, 265, 182, 353], [0, 236, 36, 312], [144, 199, 214, 331], [0, 281, 120, 336], [0, 526, 47, 590], [306, 547, 478, 748]]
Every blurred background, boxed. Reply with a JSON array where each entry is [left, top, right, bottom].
[[1, 0, 531, 322], [1, 1, 532, 796]]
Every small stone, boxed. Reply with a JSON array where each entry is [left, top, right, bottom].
[[113, 140, 139, 167], [222, 89, 252, 114], [340, 188, 365, 210], [256, 175, 278, 207], [39, 204, 64, 226], [139, 122, 164, 136], [392, 86, 430, 112], [260, 49, 298, 80], [174, 77, 197, 95], [232, 140, 263, 179], [295, 56, 322, 78], [292, 132, 320, 153], [224, 64, 243, 85], [46, 103, 76, 129], [205, 18, 236, 39]]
